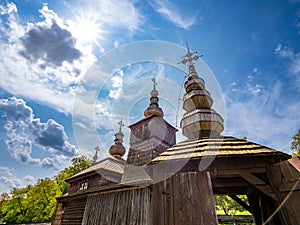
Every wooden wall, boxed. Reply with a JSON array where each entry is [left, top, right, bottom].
[[152, 171, 218, 225], [68, 174, 114, 194], [81, 187, 151, 225], [268, 157, 300, 225]]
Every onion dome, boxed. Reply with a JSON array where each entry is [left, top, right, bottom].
[[144, 78, 164, 118], [180, 43, 224, 139], [109, 121, 126, 157]]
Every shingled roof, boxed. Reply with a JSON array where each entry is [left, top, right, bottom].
[[66, 156, 126, 182], [150, 136, 290, 163]]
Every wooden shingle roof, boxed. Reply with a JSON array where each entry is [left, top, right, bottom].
[[150, 136, 290, 163], [66, 156, 125, 182]]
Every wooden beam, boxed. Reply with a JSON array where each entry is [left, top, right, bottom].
[[229, 195, 252, 213], [239, 172, 276, 200], [210, 167, 266, 178]]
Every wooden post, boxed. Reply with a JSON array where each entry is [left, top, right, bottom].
[[51, 202, 63, 225], [153, 171, 217, 225]]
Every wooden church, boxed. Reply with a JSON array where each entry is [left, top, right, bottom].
[[52, 46, 300, 225]]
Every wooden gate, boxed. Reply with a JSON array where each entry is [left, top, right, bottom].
[[152, 171, 217, 225]]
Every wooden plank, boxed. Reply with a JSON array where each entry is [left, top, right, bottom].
[[239, 171, 276, 200], [172, 172, 181, 225], [168, 176, 174, 225], [152, 181, 165, 225], [210, 167, 266, 178], [82, 187, 151, 225], [229, 195, 252, 213]]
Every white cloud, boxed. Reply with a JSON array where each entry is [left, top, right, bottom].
[[247, 75, 254, 82], [109, 70, 124, 99], [0, 3, 95, 114], [70, 0, 144, 32], [148, 0, 197, 30], [247, 83, 263, 95], [0, 167, 22, 189], [24, 175, 35, 183], [0, 0, 144, 116], [0, 97, 77, 169], [114, 40, 120, 48], [0, 2, 17, 15], [225, 81, 300, 153], [275, 44, 294, 58], [275, 43, 300, 88]]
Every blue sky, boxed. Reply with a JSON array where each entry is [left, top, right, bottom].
[[0, 0, 299, 193]]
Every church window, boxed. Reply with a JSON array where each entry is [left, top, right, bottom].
[[79, 181, 88, 191]]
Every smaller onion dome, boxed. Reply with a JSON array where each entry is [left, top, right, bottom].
[[144, 78, 164, 118], [109, 121, 126, 157]]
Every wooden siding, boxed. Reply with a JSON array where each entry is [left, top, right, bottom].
[[60, 196, 87, 225], [152, 171, 218, 225], [68, 174, 114, 194], [82, 187, 151, 225], [268, 157, 300, 224]]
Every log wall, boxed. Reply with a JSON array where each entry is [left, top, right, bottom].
[[268, 157, 300, 225], [152, 171, 218, 225], [81, 187, 151, 225]]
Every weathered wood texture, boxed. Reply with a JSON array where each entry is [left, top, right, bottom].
[[51, 202, 63, 225], [68, 174, 114, 194], [60, 196, 87, 225], [267, 157, 300, 225], [152, 171, 217, 225], [81, 187, 151, 225]]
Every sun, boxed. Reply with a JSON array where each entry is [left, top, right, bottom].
[[71, 9, 106, 48], [76, 18, 102, 44]]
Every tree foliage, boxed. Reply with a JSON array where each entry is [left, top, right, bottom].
[[215, 195, 250, 216], [0, 156, 91, 223], [291, 129, 300, 156]]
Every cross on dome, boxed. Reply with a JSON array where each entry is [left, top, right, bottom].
[[95, 146, 100, 152], [92, 146, 100, 163], [118, 120, 124, 132], [151, 77, 158, 90], [180, 41, 203, 66]]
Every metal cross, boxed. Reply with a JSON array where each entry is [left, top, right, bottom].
[[180, 41, 203, 66], [95, 146, 100, 152], [151, 77, 158, 90], [118, 120, 125, 131], [93, 146, 100, 162]]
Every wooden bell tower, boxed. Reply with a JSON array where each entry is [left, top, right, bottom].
[[126, 78, 177, 166]]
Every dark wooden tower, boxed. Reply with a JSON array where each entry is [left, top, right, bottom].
[[126, 78, 177, 166]]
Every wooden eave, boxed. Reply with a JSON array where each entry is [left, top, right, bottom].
[[128, 114, 178, 132]]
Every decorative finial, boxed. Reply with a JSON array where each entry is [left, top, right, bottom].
[[144, 78, 164, 117], [118, 120, 124, 132], [93, 146, 100, 163], [180, 41, 203, 66], [151, 77, 158, 90], [180, 43, 224, 139], [109, 121, 126, 157]]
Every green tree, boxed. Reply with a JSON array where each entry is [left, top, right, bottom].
[[291, 129, 300, 156], [55, 156, 91, 194], [0, 193, 10, 218], [1, 186, 31, 223], [215, 195, 250, 216], [1, 156, 91, 223], [26, 178, 62, 222]]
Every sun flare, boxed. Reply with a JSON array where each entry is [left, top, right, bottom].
[[76, 19, 101, 43], [71, 10, 106, 48]]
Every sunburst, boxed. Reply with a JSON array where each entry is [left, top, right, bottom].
[[70, 8, 106, 48]]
